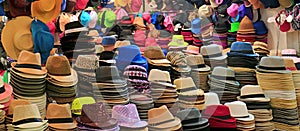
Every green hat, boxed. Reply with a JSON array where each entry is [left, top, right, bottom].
[[71, 97, 96, 115], [168, 35, 189, 47], [228, 22, 240, 33], [98, 10, 116, 28]]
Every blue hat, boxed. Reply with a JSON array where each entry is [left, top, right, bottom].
[[31, 20, 54, 64], [102, 36, 116, 46], [61, 0, 66, 11], [191, 18, 201, 35], [254, 21, 268, 35], [260, 0, 280, 8], [227, 42, 258, 57], [79, 11, 91, 27]]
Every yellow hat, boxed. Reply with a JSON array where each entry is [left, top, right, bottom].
[[31, 0, 63, 23], [71, 97, 96, 115]]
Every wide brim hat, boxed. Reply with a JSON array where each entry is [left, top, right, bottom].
[[11, 62, 47, 75], [31, 0, 62, 23], [1, 16, 34, 60], [47, 68, 78, 84], [49, 123, 76, 130], [235, 113, 255, 121]]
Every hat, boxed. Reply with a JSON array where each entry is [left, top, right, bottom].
[[46, 55, 78, 84], [112, 104, 147, 128], [7, 0, 31, 17], [210, 66, 239, 85], [114, 0, 127, 7], [1, 16, 34, 60], [227, 3, 239, 17], [11, 51, 47, 75], [227, 42, 258, 57], [133, 17, 146, 28], [282, 49, 298, 57], [102, 36, 117, 47], [148, 105, 181, 129], [159, 30, 172, 39], [8, 100, 32, 116], [204, 92, 220, 106], [253, 41, 269, 52], [46, 103, 76, 130], [238, 85, 270, 102], [254, 21, 268, 35], [183, 45, 200, 55], [116, 45, 147, 65], [79, 11, 91, 27], [176, 108, 209, 128], [88, 10, 98, 28], [256, 56, 290, 73], [115, 8, 128, 21], [144, 46, 170, 65], [166, 51, 191, 73], [186, 55, 211, 72], [191, 18, 201, 35], [148, 69, 175, 87], [0, 79, 13, 102], [104, 10, 117, 28], [200, 44, 227, 60], [95, 66, 125, 84], [131, 0, 142, 12], [210, 0, 220, 8], [31, 19, 54, 64], [31, 0, 62, 23], [228, 22, 240, 32], [74, 0, 89, 10], [64, 21, 88, 36], [58, 13, 70, 32], [203, 105, 236, 128], [278, 0, 293, 8], [71, 97, 96, 115], [225, 101, 255, 121], [120, 16, 133, 24], [168, 35, 189, 47], [198, 5, 214, 18], [115, 41, 131, 49], [237, 16, 255, 34]]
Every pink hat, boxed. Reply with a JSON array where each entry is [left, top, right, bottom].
[[74, 0, 88, 10], [164, 16, 174, 31], [282, 49, 297, 57], [131, 0, 142, 12], [134, 30, 146, 46], [47, 21, 56, 36], [115, 8, 128, 21], [142, 12, 151, 24], [88, 11, 98, 28], [112, 104, 147, 128], [227, 3, 239, 17], [0, 82, 13, 102], [140, 37, 158, 52], [216, 0, 223, 4]]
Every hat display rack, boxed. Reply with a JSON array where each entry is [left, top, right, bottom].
[[1, 0, 300, 130]]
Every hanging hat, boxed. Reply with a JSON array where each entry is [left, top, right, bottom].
[[200, 44, 227, 60], [88, 10, 98, 28], [227, 42, 258, 57], [238, 16, 255, 34], [65, 0, 76, 12], [114, 0, 127, 7], [227, 3, 239, 17], [1, 16, 34, 60], [198, 5, 214, 18], [74, 0, 89, 10], [31, 0, 63, 23], [131, 0, 142, 12], [256, 56, 290, 73], [148, 105, 181, 129], [103, 10, 117, 28], [191, 18, 201, 35], [7, 0, 31, 18], [46, 103, 76, 130], [186, 55, 211, 71], [46, 21, 56, 36], [225, 101, 255, 121], [115, 8, 128, 21], [71, 97, 96, 115]]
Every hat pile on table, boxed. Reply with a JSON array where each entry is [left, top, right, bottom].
[[5, 100, 31, 124], [0, 77, 13, 114], [225, 101, 256, 131], [186, 55, 211, 92], [60, 21, 95, 64], [174, 77, 206, 111], [237, 85, 275, 131], [203, 105, 237, 130], [9, 50, 47, 118], [129, 94, 154, 121], [148, 105, 182, 130], [6, 104, 48, 131], [290, 67, 300, 125], [256, 56, 300, 130], [208, 66, 240, 104], [74, 55, 99, 97], [112, 104, 148, 131], [148, 69, 178, 109], [252, 41, 269, 57], [237, 16, 256, 43], [123, 65, 150, 95], [76, 102, 120, 130], [166, 51, 191, 82], [92, 66, 129, 114], [46, 55, 78, 104], [144, 46, 171, 73], [199, 17, 214, 46], [201, 44, 227, 69], [176, 108, 210, 131]]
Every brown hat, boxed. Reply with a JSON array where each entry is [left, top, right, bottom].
[[166, 51, 191, 73], [46, 103, 76, 130], [238, 16, 255, 34], [114, 40, 131, 49], [148, 105, 181, 129], [186, 55, 211, 72], [8, 100, 31, 116], [144, 46, 171, 65], [7, 0, 31, 18]]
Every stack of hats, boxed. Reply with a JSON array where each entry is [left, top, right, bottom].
[[225, 101, 256, 131], [291, 67, 300, 125], [237, 16, 256, 43], [191, 18, 202, 47], [102, 36, 117, 52], [203, 105, 237, 130], [46, 103, 77, 131], [6, 104, 48, 131], [200, 18, 214, 46], [176, 108, 210, 131], [148, 69, 178, 109], [227, 3, 239, 47], [112, 104, 148, 131], [123, 65, 150, 95], [148, 105, 182, 130], [46, 55, 78, 104], [157, 30, 172, 49], [76, 102, 120, 130], [253, 11, 268, 43], [71, 97, 96, 116], [181, 23, 194, 45], [193, 34, 203, 47], [237, 85, 275, 131], [129, 94, 154, 121], [5, 100, 31, 124], [213, 5, 229, 49], [60, 21, 95, 64], [256, 56, 300, 130], [200, 44, 227, 69], [212, 32, 228, 49], [252, 41, 269, 58], [174, 77, 206, 111], [208, 66, 240, 104], [92, 66, 129, 114], [168, 35, 188, 51], [144, 46, 171, 73], [10, 51, 47, 118], [0, 78, 13, 114], [186, 55, 211, 92], [0, 105, 5, 129], [74, 55, 99, 97], [166, 51, 191, 82]]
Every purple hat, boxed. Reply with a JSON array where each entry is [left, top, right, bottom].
[[238, 4, 253, 20]]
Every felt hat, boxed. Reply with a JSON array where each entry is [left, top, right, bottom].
[[186, 55, 211, 72], [7, 0, 31, 17], [95, 66, 126, 84], [148, 69, 175, 87], [102, 10, 117, 28], [74, 0, 89, 10], [115, 40, 131, 49], [203, 105, 237, 128], [102, 36, 117, 47], [64, 21, 88, 36], [254, 21, 268, 35], [31, 0, 63, 23], [256, 56, 290, 73], [237, 16, 255, 34], [191, 18, 201, 35], [46, 103, 76, 130], [148, 105, 181, 129], [198, 5, 214, 18], [116, 45, 147, 67], [225, 101, 255, 121], [1, 16, 34, 60], [227, 42, 258, 57], [79, 10, 91, 27], [227, 3, 239, 17], [71, 97, 96, 115], [200, 44, 227, 60], [228, 22, 240, 32]]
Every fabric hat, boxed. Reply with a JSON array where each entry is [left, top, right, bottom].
[[31, 19, 54, 64], [254, 21, 268, 35], [79, 11, 91, 27], [0, 79, 13, 102], [228, 22, 240, 33], [101, 10, 117, 28], [31, 0, 62, 23], [225, 101, 255, 121], [46, 103, 76, 130], [191, 18, 201, 35], [148, 69, 175, 87], [65, 0, 76, 12], [238, 85, 270, 102], [186, 55, 211, 72], [46, 55, 78, 84], [228, 42, 258, 57], [203, 105, 236, 126], [7, 0, 31, 17], [11, 51, 47, 75], [133, 17, 146, 28], [227, 3, 239, 17], [176, 108, 209, 127], [183, 45, 200, 55], [204, 92, 220, 106], [198, 5, 214, 18], [102, 36, 117, 47], [112, 104, 147, 128], [74, 0, 88, 10], [210, 66, 239, 85], [238, 16, 255, 34], [168, 35, 189, 47], [200, 44, 227, 60], [1, 16, 34, 60], [148, 105, 181, 129], [256, 56, 290, 73], [166, 51, 191, 73], [116, 45, 147, 65], [71, 97, 96, 115]]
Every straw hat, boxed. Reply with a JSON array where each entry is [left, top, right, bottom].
[[237, 85, 270, 102], [183, 45, 200, 55], [144, 46, 170, 65], [31, 0, 62, 23], [148, 105, 181, 129], [225, 101, 255, 121], [148, 69, 175, 87], [256, 56, 290, 73], [186, 55, 211, 72], [46, 103, 76, 130], [8, 100, 32, 116], [1, 16, 34, 60]]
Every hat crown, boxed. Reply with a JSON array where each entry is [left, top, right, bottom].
[[75, 55, 99, 70], [227, 3, 239, 17], [8, 100, 31, 115], [112, 104, 141, 124], [230, 42, 255, 52], [186, 55, 205, 66], [204, 92, 220, 106], [259, 56, 285, 68], [198, 5, 213, 17], [212, 66, 235, 77], [204, 105, 231, 116], [238, 16, 255, 33], [80, 102, 112, 123], [13, 104, 42, 123], [253, 21, 268, 35], [174, 77, 197, 90], [16, 51, 41, 65], [148, 105, 175, 124], [46, 103, 72, 119], [102, 36, 116, 46], [176, 108, 201, 121], [240, 85, 264, 97], [95, 66, 122, 83], [200, 44, 223, 57], [117, 45, 142, 61], [46, 56, 71, 75], [71, 97, 96, 115], [144, 46, 165, 59], [114, 41, 131, 49], [225, 101, 249, 117], [148, 69, 171, 83]]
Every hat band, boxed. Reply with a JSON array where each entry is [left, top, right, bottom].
[[177, 86, 197, 92], [182, 118, 207, 126], [0, 86, 5, 94], [13, 118, 43, 125], [230, 50, 254, 54], [14, 64, 42, 70], [149, 118, 175, 127], [202, 53, 223, 58], [127, 76, 148, 81], [240, 94, 266, 99], [212, 115, 232, 120], [65, 27, 88, 35], [47, 118, 73, 123], [48, 72, 71, 76], [210, 75, 236, 81], [190, 64, 206, 69], [282, 54, 298, 57], [257, 66, 286, 71], [151, 80, 172, 84]]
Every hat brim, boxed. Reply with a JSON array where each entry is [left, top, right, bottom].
[[47, 68, 78, 83], [11, 62, 47, 75], [191, 65, 211, 72], [49, 123, 77, 130], [204, 54, 228, 61], [235, 113, 255, 121], [119, 120, 148, 129], [31, 0, 62, 23], [149, 117, 181, 129], [209, 76, 240, 86], [182, 118, 209, 128], [0, 84, 13, 101]]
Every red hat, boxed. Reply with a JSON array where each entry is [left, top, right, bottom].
[[74, 0, 89, 10], [131, 0, 142, 12], [203, 105, 237, 128]]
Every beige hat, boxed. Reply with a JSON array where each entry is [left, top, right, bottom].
[[198, 5, 214, 18], [186, 55, 211, 72], [237, 85, 270, 102], [114, 40, 131, 49], [46, 103, 76, 130], [225, 101, 255, 121], [256, 56, 290, 74], [148, 105, 181, 129], [148, 69, 175, 87]]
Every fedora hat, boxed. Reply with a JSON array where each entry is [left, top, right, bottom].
[[11, 51, 47, 75], [71, 97, 96, 115], [191, 18, 201, 35], [46, 55, 78, 84], [237, 85, 270, 102], [200, 44, 227, 60], [74, 55, 99, 75], [144, 46, 170, 65], [95, 66, 126, 84], [225, 101, 255, 121], [227, 3, 239, 17], [176, 108, 209, 128], [112, 104, 148, 128], [7, 0, 31, 18], [166, 51, 191, 73], [186, 55, 210, 72], [256, 56, 290, 73], [148, 69, 175, 87], [203, 105, 237, 128], [204, 92, 220, 106], [1, 16, 34, 60], [168, 35, 188, 47], [46, 103, 76, 130], [227, 42, 258, 57], [31, 0, 62, 23], [198, 5, 214, 18], [209, 66, 239, 86], [174, 77, 204, 96], [148, 105, 181, 129], [115, 40, 131, 49], [8, 100, 32, 116], [183, 45, 200, 55]]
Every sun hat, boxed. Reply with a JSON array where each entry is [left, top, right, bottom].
[[238, 85, 270, 102], [227, 42, 258, 57], [200, 44, 227, 60], [7, 0, 31, 18], [7, 100, 31, 117], [102, 36, 116, 47], [31, 0, 62, 23], [31, 19, 54, 64], [210, 66, 239, 85], [227, 3, 239, 17], [148, 69, 175, 87], [71, 97, 96, 115], [204, 92, 220, 106], [191, 18, 201, 35], [1, 16, 34, 60], [238, 16, 255, 34], [198, 5, 214, 18], [74, 0, 88, 10], [256, 56, 290, 73], [225, 101, 255, 121], [148, 105, 181, 129], [186, 55, 211, 72], [79, 10, 91, 27], [46, 103, 76, 130]]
